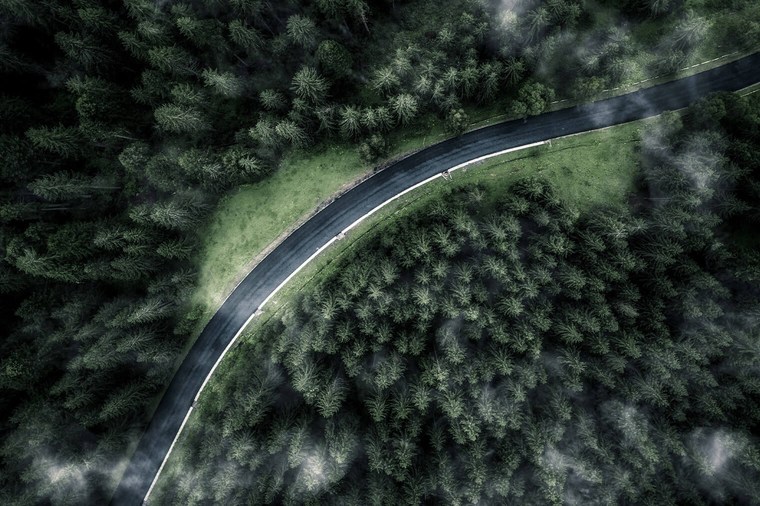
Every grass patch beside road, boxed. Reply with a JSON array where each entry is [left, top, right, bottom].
[[190, 144, 368, 312], [467, 124, 642, 213]]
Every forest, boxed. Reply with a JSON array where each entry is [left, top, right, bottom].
[[0, 0, 759, 503], [153, 93, 760, 505]]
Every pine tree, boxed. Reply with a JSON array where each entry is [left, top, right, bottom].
[[228, 20, 261, 53], [316, 40, 353, 78], [372, 66, 400, 96], [154, 103, 207, 134], [222, 145, 264, 181], [98, 383, 149, 423], [249, 118, 281, 149], [317, 377, 348, 417], [202, 68, 243, 97], [25, 125, 80, 157], [0, 0, 40, 24], [174, 11, 224, 49], [275, 120, 309, 148], [28, 172, 91, 201], [55, 31, 110, 69], [525, 7, 550, 42], [149, 195, 207, 230], [339, 105, 362, 139], [286, 15, 318, 49], [259, 89, 287, 111], [291, 66, 329, 104], [389, 94, 419, 125], [148, 45, 196, 75]]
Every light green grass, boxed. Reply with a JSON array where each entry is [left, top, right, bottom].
[[190, 144, 368, 312], [466, 124, 642, 212]]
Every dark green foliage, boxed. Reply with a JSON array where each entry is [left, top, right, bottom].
[[0, 0, 219, 502], [358, 133, 388, 163], [154, 103, 208, 134], [228, 20, 261, 53], [445, 107, 469, 135], [25, 126, 80, 158], [511, 82, 556, 118], [1, 0, 759, 502], [291, 65, 329, 104], [316, 40, 353, 78], [286, 14, 319, 49], [147, 45, 196, 76], [390, 93, 419, 125]]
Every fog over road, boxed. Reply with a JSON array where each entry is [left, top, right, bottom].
[[111, 52, 760, 505]]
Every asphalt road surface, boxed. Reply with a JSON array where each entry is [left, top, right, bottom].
[[111, 52, 760, 505]]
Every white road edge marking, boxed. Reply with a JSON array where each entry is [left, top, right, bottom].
[[144, 406, 193, 503], [141, 139, 545, 503], [342, 141, 546, 236], [193, 235, 340, 406]]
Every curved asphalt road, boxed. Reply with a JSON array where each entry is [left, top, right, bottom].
[[111, 53, 760, 505]]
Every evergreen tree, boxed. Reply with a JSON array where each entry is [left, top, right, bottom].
[[291, 66, 329, 104], [286, 15, 318, 49], [389, 94, 419, 125], [25, 126, 80, 157], [202, 68, 244, 97], [154, 103, 207, 134]]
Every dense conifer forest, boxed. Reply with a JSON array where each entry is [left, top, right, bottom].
[[0, 0, 759, 503], [154, 93, 760, 504]]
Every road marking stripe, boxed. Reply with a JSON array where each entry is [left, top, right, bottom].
[[342, 142, 545, 235], [449, 142, 546, 173], [193, 235, 340, 404], [144, 406, 194, 503]]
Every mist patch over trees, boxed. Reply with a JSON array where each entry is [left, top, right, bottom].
[[154, 93, 760, 505]]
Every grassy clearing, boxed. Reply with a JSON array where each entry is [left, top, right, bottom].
[[190, 144, 368, 312], [456, 126, 642, 214], [152, 118, 647, 499]]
